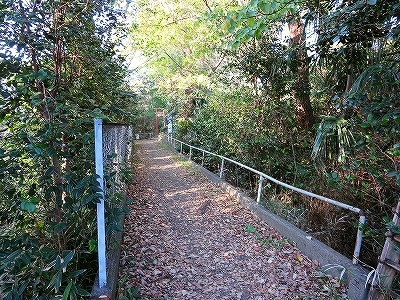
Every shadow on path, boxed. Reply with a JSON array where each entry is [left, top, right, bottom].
[[119, 139, 335, 300]]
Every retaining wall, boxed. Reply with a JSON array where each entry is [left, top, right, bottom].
[[182, 152, 371, 300]]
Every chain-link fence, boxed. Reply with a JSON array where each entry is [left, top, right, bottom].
[[102, 123, 132, 248], [94, 119, 132, 289]]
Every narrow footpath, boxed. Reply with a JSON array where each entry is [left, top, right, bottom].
[[119, 139, 345, 300]]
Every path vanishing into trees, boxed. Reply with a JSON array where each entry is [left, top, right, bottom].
[[119, 139, 346, 299]]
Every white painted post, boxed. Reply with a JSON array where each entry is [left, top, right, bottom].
[[257, 175, 264, 203], [201, 151, 205, 167], [180, 142, 183, 153], [189, 147, 192, 160], [94, 119, 107, 288], [219, 158, 225, 178], [353, 215, 366, 264]]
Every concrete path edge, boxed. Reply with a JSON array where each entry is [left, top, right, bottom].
[[175, 150, 371, 300], [89, 140, 372, 300]]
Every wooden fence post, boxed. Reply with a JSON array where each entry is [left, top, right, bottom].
[[368, 201, 400, 299]]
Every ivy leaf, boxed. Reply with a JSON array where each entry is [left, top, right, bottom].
[[247, 9, 257, 17], [222, 19, 231, 33], [259, 2, 270, 14], [89, 239, 97, 252], [21, 201, 36, 212], [36, 69, 48, 80], [247, 17, 255, 27], [381, 117, 390, 125], [249, 0, 258, 7], [245, 224, 257, 233], [54, 222, 67, 234]]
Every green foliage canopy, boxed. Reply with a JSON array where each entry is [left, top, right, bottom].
[[0, 0, 136, 298]]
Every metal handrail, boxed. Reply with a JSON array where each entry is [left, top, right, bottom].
[[167, 135, 365, 265], [135, 132, 153, 139]]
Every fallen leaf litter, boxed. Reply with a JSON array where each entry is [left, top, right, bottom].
[[119, 139, 347, 300]]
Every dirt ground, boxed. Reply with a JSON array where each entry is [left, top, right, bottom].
[[118, 139, 347, 300]]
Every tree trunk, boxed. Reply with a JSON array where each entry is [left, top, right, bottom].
[[345, 63, 353, 92], [288, 19, 314, 130], [22, 0, 67, 251]]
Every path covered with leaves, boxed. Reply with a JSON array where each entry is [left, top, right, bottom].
[[119, 139, 345, 300]]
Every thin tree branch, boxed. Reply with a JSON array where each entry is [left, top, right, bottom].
[[159, 16, 194, 28], [203, 0, 212, 12], [164, 51, 195, 75]]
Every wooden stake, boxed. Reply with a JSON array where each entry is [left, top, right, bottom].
[[368, 201, 400, 299]]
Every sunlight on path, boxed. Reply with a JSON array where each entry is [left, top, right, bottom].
[[118, 139, 345, 300]]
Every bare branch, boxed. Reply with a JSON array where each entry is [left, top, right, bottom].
[[164, 51, 195, 75], [203, 0, 212, 12]]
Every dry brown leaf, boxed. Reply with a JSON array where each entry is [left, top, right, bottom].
[[118, 140, 348, 300]]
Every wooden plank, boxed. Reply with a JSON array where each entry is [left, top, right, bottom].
[[385, 231, 400, 243], [368, 201, 400, 299], [383, 258, 400, 272], [369, 285, 400, 299]]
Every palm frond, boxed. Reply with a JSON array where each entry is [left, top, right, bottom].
[[349, 64, 400, 94], [311, 116, 355, 164]]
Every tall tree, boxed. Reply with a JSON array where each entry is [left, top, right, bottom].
[[287, 14, 314, 128], [129, 0, 234, 117], [223, 0, 315, 129], [309, 0, 400, 266]]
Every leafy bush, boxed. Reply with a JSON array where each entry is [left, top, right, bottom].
[[0, 0, 136, 298]]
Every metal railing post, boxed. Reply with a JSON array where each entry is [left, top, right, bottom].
[[257, 175, 264, 203], [180, 142, 183, 154], [94, 119, 107, 288], [166, 137, 366, 264], [353, 214, 366, 264], [219, 158, 225, 178]]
